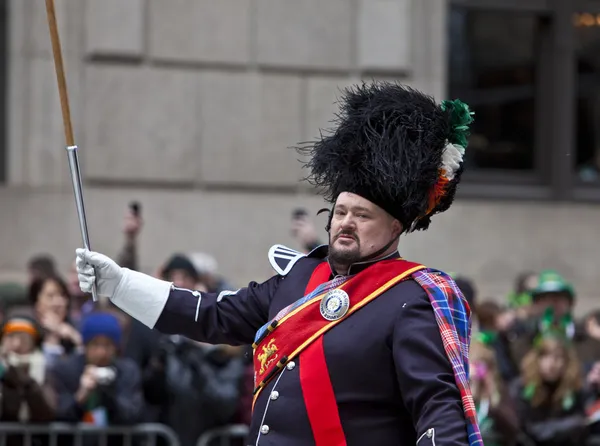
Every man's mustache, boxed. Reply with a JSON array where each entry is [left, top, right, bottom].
[[335, 231, 358, 242]]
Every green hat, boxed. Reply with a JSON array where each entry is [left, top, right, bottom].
[[531, 270, 575, 300]]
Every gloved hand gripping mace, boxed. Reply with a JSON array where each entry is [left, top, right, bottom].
[[45, 0, 98, 301]]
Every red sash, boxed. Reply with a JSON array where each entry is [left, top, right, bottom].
[[252, 258, 425, 404]]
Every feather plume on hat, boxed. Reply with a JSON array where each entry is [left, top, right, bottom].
[[297, 81, 474, 232]]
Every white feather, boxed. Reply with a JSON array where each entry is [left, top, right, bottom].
[[440, 142, 465, 180]]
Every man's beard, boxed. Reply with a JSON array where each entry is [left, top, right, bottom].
[[329, 232, 361, 268]]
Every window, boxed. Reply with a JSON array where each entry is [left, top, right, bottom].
[[574, 12, 600, 185], [448, 8, 542, 174], [448, 1, 600, 201]]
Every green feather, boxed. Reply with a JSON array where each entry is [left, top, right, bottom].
[[440, 99, 475, 148]]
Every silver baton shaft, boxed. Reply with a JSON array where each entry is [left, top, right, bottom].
[[66, 145, 98, 302]]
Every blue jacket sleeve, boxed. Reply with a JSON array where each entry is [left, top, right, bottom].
[[393, 285, 470, 446], [154, 275, 281, 346]]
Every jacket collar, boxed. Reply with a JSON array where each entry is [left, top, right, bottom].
[[308, 244, 401, 276]]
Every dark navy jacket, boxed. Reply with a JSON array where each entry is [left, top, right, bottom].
[[154, 245, 470, 446]]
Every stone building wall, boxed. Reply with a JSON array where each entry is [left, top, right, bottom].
[[2, 0, 598, 314]]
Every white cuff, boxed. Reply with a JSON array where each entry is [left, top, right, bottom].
[[111, 268, 172, 328]]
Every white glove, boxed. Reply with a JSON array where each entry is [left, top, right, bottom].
[[76, 249, 124, 298], [75, 248, 173, 328]]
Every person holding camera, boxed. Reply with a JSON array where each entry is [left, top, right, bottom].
[[0, 312, 56, 422], [0, 312, 57, 446], [50, 312, 143, 427], [142, 336, 246, 446]]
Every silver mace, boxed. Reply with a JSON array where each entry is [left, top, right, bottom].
[[45, 0, 98, 301]]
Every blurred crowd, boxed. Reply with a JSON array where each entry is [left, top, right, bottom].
[[0, 206, 251, 446], [0, 206, 598, 446], [462, 269, 600, 446]]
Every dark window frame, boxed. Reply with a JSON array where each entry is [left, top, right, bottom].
[[449, 0, 600, 203]]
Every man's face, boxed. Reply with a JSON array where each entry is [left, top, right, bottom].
[[85, 335, 117, 367], [328, 192, 401, 269]]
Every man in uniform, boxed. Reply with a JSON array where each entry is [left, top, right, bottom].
[[75, 82, 482, 446]]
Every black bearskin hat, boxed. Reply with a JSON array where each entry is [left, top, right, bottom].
[[298, 81, 474, 232]]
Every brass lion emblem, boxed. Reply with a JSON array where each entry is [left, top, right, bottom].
[[257, 339, 278, 374]]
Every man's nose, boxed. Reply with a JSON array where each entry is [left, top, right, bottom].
[[340, 214, 356, 230]]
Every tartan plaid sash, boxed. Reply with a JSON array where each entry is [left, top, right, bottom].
[[413, 269, 483, 446]]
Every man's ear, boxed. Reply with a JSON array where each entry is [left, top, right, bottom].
[[392, 219, 403, 239]]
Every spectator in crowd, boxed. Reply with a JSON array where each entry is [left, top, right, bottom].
[[0, 283, 28, 323], [29, 275, 82, 368], [50, 312, 143, 427], [511, 334, 587, 446], [124, 253, 206, 426], [509, 270, 576, 364], [289, 208, 323, 252], [142, 336, 246, 446], [161, 254, 204, 291], [27, 254, 57, 284], [507, 270, 537, 310], [585, 361, 600, 446], [469, 334, 520, 445], [188, 252, 236, 294], [233, 345, 254, 427], [0, 312, 56, 423], [577, 310, 600, 372], [529, 270, 575, 321], [125, 253, 202, 374], [454, 275, 477, 312], [0, 253, 57, 321], [476, 300, 520, 383], [0, 311, 56, 446], [117, 202, 143, 273], [584, 360, 600, 440]]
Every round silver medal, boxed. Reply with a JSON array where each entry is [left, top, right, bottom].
[[320, 289, 350, 321]]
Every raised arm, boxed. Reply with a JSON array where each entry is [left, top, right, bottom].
[[76, 249, 279, 346]]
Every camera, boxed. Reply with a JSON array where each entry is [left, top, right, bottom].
[[93, 366, 116, 385]]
